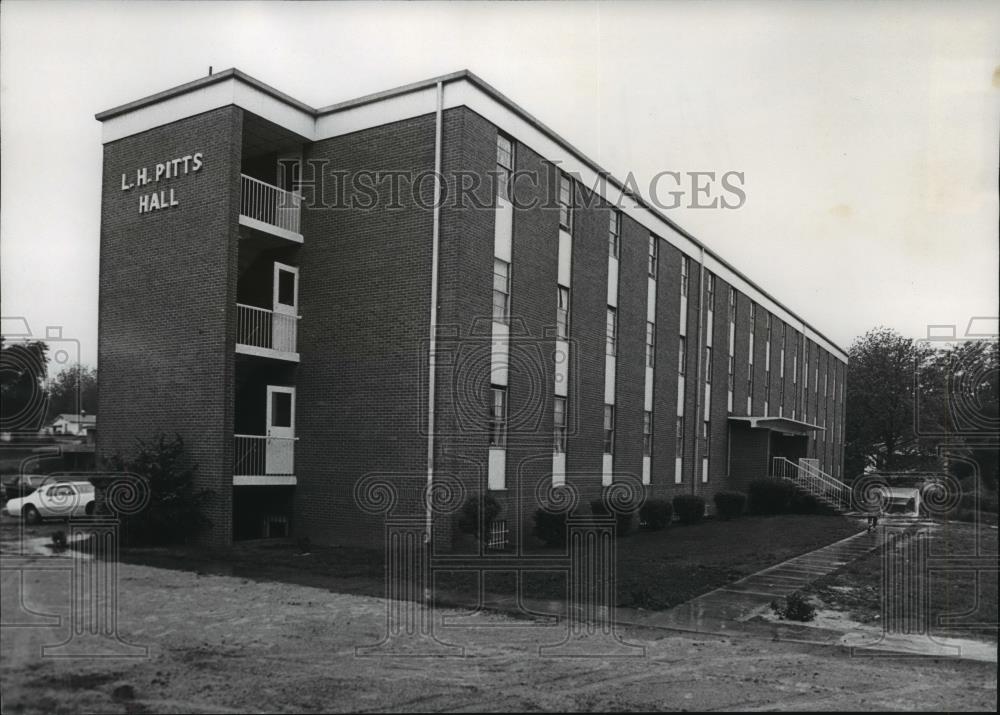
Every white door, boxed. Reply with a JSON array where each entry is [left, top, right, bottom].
[[272, 262, 299, 353], [265, 385, 295, 475]]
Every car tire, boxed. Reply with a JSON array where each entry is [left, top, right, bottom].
[[23, 505, 41, 525]]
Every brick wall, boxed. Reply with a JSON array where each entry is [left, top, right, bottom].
[[97, 106, 243, 544]]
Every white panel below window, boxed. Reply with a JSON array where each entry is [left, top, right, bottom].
[[605, 354, 616, 404], [764, 401, 769, 416], [602, 453, 614, 486], [646, 278, 657, 322], [679, 296, 688, 336], [642, 456, 651, 485], [488, 448, 506, 490], [644, 367, 654, 410], [677, 376, 685, 416], [706, 311, 713, 347], [727, 390, 733, 413], [558, 230, 572, 286], [494, 198, 513, 261], [607, 256, 619, 307], [552, 452, 566, 487], [703, 384, 711, 421], [747, 397, 753, 414], [491, 320, 510, 386], [554, 339, 570, 397], [702, 458, 709, 483], [674, 457, 683, 484], [729, 322, 735, 353]]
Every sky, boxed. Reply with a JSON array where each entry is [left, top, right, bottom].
[[1, 0, 998, 371]]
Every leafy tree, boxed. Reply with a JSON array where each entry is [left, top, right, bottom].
[[0, 339, 49, 432], [46, 365, 98, 420], [845, 327, 935, 477]]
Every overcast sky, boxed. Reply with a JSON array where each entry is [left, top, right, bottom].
[[2, 0, 998, 371]]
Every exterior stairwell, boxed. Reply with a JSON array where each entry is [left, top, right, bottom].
[[770, 457, 851, 513]]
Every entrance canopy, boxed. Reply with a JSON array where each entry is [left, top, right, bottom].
[[728, 415, 825, 436]]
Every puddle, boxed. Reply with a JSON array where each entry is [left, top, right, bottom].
[[3, 534, 93, 560]]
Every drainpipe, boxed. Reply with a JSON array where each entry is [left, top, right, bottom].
[[425, 81, 444, 551], [691, 246, 706, 493]]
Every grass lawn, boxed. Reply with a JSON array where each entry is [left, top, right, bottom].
[[104, 513, 862, 612], [803, 520, 998, 641]]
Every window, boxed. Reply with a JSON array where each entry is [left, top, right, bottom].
[[488, 386, 507, 447], [493, 259, 510, 324], [271, 391, 292, 427], [648, 235, 658, 278], [277, 269, 296, 306], [705, 272, 715, 311], [678, 337, 687, 375], [496, 134, 513, 201], [704, 346, 713, 383], [675, 416, 685, 456], [764, 369, 770, 393], [608, 211, 620, 258], [643, 411, 653, 457], [727, 355, 735, 391], [603, 405, 615, 454], [766, 313, 772, 342], [749, 302, 756, 325], [747, 366, 754, 397], [702, 420, 711, 453], [553, 396, 567, 453], [729, 287, 736, 322], [680, 256, 690, 297], [558, 172, 573, 231], [645, 321, 656, 368], [556, 286, 570, 339], [606, 307, 617, 355]]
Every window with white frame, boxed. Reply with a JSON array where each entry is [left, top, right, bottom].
[[645, 321, 656, 368], [727, 355, 734, 391], [675, 415, 684, 458], [608, 211, 620, 259], [643, 411, 653, 457], [705, 272, 715, 311], [488, 386, 507, 448], [496, 134, 513, 201], [556, 286, 570, 339], [553, 396, 567, 453], [603, 404, 615, 454], [680, 256, 690, 297], [729, 287, 736, 322], [492, 258, 510, 324], [606, 307, 617, 355], [678, 336, 687, 375], [648, 234, 658, 278], [704, 346, 713, 383], [558, 172, 573, 232]]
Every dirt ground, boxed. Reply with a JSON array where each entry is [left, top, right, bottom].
[[1, 520, 996, 713]]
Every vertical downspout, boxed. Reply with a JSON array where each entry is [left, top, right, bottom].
[[425, 82, 444, 551], [691, 246, 706, 493]]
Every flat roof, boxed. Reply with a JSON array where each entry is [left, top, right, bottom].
[[96, 68, 848, 358], [729, 415, 825, 434]]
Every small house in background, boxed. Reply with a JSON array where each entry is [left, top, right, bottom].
[[45, 413, 97, 437]]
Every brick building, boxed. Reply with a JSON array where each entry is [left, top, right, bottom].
[[96, 69, 847, 547]]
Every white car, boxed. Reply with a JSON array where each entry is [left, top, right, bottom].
[[5, 481, 96, 524]]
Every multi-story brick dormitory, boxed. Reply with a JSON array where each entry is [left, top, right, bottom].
[[95, 68, 848, 547]]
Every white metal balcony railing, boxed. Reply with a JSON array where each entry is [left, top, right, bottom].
[[234, 434, 296, 477], [236, 303, 298, 354], [240, 174, 301, 235]]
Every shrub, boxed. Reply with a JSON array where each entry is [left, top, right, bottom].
[[533, 509, 567, 547], [748, 478, 798, 515], [771, 591, 816, 622], [639, 499, 673, 530], [103, 433, 212, 546], [456, 492, 502, 538], [713, 491, 747, 520], [672, 495, 706, 525], [589, 498, 634, 536]]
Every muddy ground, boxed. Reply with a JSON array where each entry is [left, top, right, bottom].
[[1, 519, 996, 712]]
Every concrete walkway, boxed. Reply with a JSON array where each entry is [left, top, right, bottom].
[[617, 523, 889, 633]]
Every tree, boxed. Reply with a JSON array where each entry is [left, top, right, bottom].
[[0, 338, 49, 433], [845, 327, 935, 477], [46, 365, 98, 420]]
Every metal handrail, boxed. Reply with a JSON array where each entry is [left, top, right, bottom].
[[240, 174, 301, 234], [233, 434, 297, 477], [236, 303, 298, 353]]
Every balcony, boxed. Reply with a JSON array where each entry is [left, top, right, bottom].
[[233, 434, 296, 486], [239, 174, 302, 243], [235, 303, 299, 361]]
